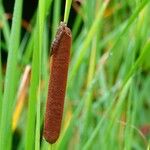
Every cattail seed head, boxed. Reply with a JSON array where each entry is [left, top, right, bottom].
[[43, 22, 72, 144]]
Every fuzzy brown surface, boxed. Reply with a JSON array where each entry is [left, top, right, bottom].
[[43, 22, 72, 144]]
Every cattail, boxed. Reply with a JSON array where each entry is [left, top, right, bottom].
[[43, 22, 72, 144]]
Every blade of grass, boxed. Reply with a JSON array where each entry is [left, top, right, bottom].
[[25, 24, 40, 150], [72, 14, 82, 39], [81, 37, 98, 144], [0, 0, 23, 149], [38, 24, 49, 150], [40, 23, 49, 130], [35, 89, 41, 150], [64, 0, 72, 24], [45, 0, 53, 16], [0, 30, 2, 118], [35, 0, 46, 149], [123, 40, 150, 86], [25, 17, 40, 150], [0, 2, 10, 48], [52, 0, 61, 39], [124, 81, 134, 150], [81, 3, 103, 144], [25, 0, 47, 148], [68, 0, 109, 84]]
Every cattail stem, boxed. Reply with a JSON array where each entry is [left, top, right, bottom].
[[64, 0, 72, 24]]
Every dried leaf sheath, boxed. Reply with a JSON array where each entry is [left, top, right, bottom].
[[43, 22, 72, 144]]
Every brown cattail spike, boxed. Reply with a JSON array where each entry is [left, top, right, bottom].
[[43, 22, 72, 144]]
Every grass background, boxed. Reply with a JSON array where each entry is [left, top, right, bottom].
[[0, 0, 150, 149]]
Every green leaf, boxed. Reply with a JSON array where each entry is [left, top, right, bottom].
[[0, 0, 23, 149]]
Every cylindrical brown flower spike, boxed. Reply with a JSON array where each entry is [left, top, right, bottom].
[[43, 22, 72, 144]]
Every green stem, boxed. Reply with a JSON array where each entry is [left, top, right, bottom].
[[0, 0, 23, 149], [64, 0, 72, 24], [52, 0, 61, 39]]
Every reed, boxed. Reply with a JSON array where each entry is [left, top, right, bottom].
[[0, 0, 150, 149]]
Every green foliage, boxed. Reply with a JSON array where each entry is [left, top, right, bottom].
[[0, 0, 23, 149], [0, 0, 150, 149]]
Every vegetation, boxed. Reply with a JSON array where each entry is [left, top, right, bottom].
[[0, 0, 150, 149]]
